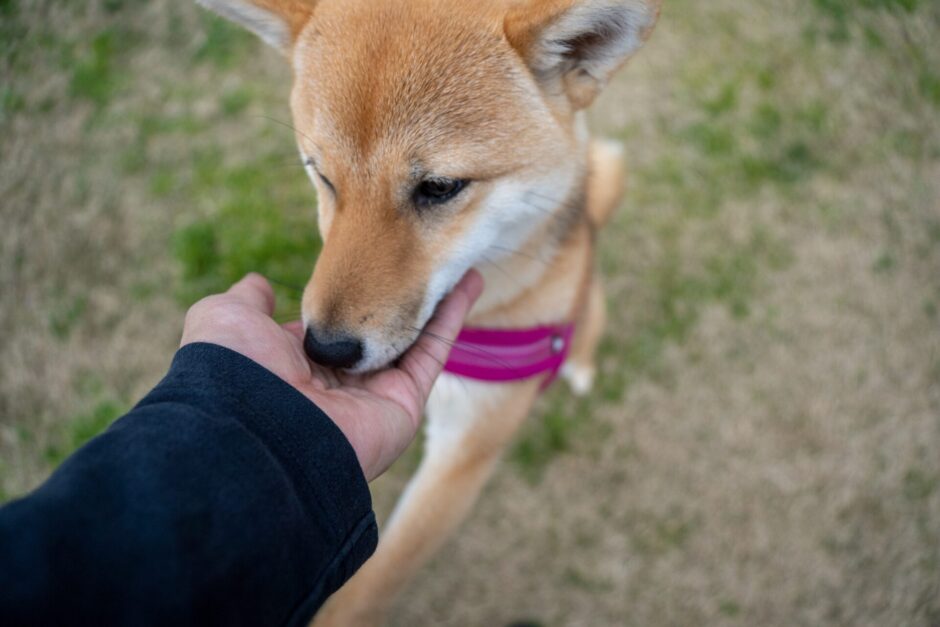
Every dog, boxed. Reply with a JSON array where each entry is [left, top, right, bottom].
[[195, 0, 660, 623]]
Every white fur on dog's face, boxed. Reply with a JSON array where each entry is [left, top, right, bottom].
[[196, 0, 660, 371], [415, 166, 580, 337]]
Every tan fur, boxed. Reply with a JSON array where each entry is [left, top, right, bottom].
[[586, 138, 626, 228], [195, 0, 658, 622], [255, 0, 314, 39]]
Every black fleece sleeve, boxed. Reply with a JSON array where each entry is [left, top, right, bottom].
[[0, 342, 377, 627]]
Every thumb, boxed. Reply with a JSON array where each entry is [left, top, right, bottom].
[[225, 273, 276, 316], [397, 269, 484, 399]]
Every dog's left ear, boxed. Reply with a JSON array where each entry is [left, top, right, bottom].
[[505, 0, 661, 109], [195, 0, 316, 54]]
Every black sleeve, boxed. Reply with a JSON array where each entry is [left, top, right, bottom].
[[0, 342, 377, 627]]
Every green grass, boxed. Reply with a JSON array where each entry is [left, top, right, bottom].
[[562, 566, 614, 592], [903, 468, 938, 501], [220, 86, 255, 116], [628, 507, 700, 556], [811, 0, 922, 42], [43, 399, 127, 467], [872, 251, 897, 274], [719, 599, 742, 617], [69, 31, 122, 107], [0, 86, 25, 125], [194, 13, 256, 68], [596, 227, 779, 405], [639, 70, 831, 211], [0, 0, 319, 479], [34, 373, 130, 468], [48, 294, 88, 340], [511, 398, 584, 482], [110, 72, 320, 317], [171, 151, 321, 315]]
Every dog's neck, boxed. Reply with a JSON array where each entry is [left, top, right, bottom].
[[467, 164, 593, 330]]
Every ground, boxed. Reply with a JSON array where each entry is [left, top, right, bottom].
[[1, 0, 939, 625]]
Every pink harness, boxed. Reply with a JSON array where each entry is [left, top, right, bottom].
[[442, 323, 575, 390]]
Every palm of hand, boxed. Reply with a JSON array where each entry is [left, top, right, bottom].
[[180, 273, 481, 480]]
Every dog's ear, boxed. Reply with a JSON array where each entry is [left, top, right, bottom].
[[504, 0, 660, 109], [195, 0, 316, 53]]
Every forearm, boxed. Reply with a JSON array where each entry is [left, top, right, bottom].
[[0, 343, 376, 627]]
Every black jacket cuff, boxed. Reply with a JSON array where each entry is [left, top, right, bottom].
[[136, 342, 373, 542]]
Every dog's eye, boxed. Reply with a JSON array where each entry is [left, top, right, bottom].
[[414, 178, 467, 207], [304, 158, 335, 194], [316, 171, 336, 194]]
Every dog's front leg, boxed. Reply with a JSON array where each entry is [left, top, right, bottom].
[[312, 376, 540, 627]]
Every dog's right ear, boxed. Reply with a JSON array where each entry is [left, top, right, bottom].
[[195, 0, 316, 53], [504, 0, 660, 110]]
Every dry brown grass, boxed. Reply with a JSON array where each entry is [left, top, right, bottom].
[[2, 0, 939, 624]]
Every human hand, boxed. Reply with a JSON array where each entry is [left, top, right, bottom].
[[180, 271, 483, 481]]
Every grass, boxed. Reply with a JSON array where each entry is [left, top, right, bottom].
[[48, 294, 88, 340], [170, 152, 321, 313], [1, 1, 315, 483], [193, 12, 257, 68], [69, 31, 122, 106], [2, 0, 940, 625], [512, 397, 586, 482], [43, 399, 127, 467]]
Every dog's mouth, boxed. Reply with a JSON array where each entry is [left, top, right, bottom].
[[360, 281, 464, 373], [303, 258, 475, 374], [305, 307, 436, 375]]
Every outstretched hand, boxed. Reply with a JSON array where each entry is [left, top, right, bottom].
[[180, 271, 483, 481]]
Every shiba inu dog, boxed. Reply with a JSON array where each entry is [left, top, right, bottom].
[[195, 0, 660, 623]]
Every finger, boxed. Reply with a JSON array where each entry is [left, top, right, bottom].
[[397, 269, 483, 397], [226, 273, 276, 315], [312, 362, 342, 389], [281, 320, 305, 342]]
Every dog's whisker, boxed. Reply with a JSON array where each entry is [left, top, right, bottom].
[[254, 161, 312, 171], [407, 325, 523, 375], [410, 338, 445, 368], [525, 189, 567, 205], [410, 339, 473, 395], [522, 190, 566, 212], [406, 340, 445, 386], [397, 336, 447, 392], [519, 197, 558, 217], [268, 278, 305, 293], [486, 244, 553, 267], [254, 114, 318, 147], [480, 254, 526, 290], [257, 153, 313, 162]]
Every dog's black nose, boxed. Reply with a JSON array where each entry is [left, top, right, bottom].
[[303, 326, 364, 369]]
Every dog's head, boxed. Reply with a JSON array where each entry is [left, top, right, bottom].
[[197, 0, 659, 371]]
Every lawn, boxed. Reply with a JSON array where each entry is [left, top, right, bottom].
[[2, 0, 939, 624]]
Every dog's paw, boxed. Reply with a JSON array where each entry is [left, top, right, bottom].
[[561, 362, 595, 396]]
